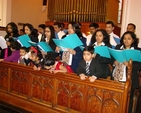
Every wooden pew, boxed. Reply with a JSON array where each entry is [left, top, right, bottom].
[[0, 61, 132, 113]]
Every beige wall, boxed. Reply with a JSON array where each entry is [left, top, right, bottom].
[[11, 0, 48, 29], [0, 0, 11, 27], [121, 0, 141, 47]]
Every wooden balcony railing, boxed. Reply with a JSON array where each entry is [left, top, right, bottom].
[[0, 61, 132, 113]]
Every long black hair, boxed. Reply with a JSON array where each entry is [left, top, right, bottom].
[[5, 22, 19, 38], [69, 21, 83, 38], [23, 23, 38, 42], [90, 29, 110, 46]]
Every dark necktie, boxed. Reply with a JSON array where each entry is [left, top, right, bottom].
[[86, 63, 90, 75], [41, 34, 45, 42]]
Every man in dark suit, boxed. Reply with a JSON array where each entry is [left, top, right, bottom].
[[77, 46, 103, 82]]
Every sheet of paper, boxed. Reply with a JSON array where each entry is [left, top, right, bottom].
[[0, 36, 7, 49]]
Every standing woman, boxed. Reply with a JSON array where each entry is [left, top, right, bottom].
[[0, 22, 19, 58], [56, 22, 86, 73], [44, 25, 57, 51], [5, 22, 19, 39], [114, 31, 141, 113], [43, 25, 58, 59], [23, 23, 38, 43], [90, 29, 113, 78]]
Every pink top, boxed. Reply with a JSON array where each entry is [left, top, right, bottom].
[[4, 48, 8, 59]]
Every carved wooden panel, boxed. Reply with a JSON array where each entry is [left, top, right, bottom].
[[70, 83, 85, 111], [86, 86, 122, 113], [56, 79, 85, 112], [31, 74, 54, 105], [42, 76, 54, 103], [10, 69, 31, 97], [56, 80, 70, 108], [0, 67, 8, 90], [31, 74, 43, 100]]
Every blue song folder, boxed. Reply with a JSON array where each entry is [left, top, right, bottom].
[[37, 42, 53, 52], [94, 46, 111, 58], [53, 34, 83, 51], [17, 35, 31, 48], [108, 48, 141, 62], [28, 41, 53, 52]]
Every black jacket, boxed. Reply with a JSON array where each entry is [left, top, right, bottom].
[[77, 58, 103, 78]]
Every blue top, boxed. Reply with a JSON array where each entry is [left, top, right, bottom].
[[71, 37, 86, 73]]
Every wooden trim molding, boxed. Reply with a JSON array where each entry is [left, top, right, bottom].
[[0, 26, 5, 31]]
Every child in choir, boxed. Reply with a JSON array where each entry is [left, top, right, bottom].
[[18, 47, 29, 65], [0, 41, 21, 62], [90, 29, 113, 78], [29, 50, 44, 71], [77, 46, 102, 82], [43, 52, 73, 73], [43, 56, 68, 73], [22, 46, 38, 66]]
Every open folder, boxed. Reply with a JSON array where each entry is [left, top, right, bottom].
[[28, 41, 53, 52], [17, 35, 31, 48], [53, 34, 83, 51], [108, 48, 141, 62], [94, 46, 111, 58], [0, 36, 7, 49], [17, 35, 53, 52]]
